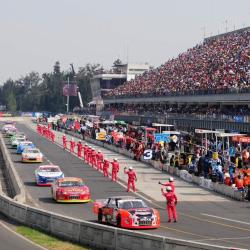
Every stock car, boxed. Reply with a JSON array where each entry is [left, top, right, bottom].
[[93, 196, 160, 229], [17, 141, 35, 154], [22, 148, 43, 163], [11, 136, 26, 148], [1, 123, 15, 134], [5, 127, 17, 137], [51, 177, 90, 203], [35, 165, 64, 186]]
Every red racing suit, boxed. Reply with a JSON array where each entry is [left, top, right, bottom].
[[70, 140, 76, 153], [103, 160, 110, 177], [62, 135, 67, 149], [162, 190, 178, 222], [111, 161, 119, 181], [51, 132, 55, 143], [87, 148, 92, 164], [96, 152, 104, 170], [124, 169, 137, 192], [91, 150, 97, 168], [83, 146, 88, 162], [77, 142, 83, 158]]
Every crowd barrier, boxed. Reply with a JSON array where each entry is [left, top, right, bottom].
[[63, 130, 245, 202]]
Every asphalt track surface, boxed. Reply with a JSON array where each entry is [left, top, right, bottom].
[[5, 123, 250, 250], [0, 214, 45, 250]]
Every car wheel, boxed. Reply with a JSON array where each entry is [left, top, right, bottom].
[[98, 209, 103, 223], [116, 215, 121, 227]]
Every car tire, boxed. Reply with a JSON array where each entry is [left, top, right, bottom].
[[98, 209, 103, 223]]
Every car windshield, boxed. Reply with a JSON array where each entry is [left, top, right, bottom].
[[40, 167, 60, 172], [118, 200, 148, 209], [58, 181, 84, 187], [17, 138, 26, 141], [27, 149, 39, 154]]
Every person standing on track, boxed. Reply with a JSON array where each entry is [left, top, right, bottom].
[[70, 137, 76, 153], [103, 158, 110, 177], [87, 146, 92, 164], [83, 144, 88, 162], [62, 134, 67, 150], [159, 177, 175, 192], [96, 150, 104, 170], [161, 186, 178, 223], [77, 141, 83, 158], [111, 158, 119, 181], [51, 131, 55, 143], [124, 166, 137, 192], [91, 149, 97, 168]]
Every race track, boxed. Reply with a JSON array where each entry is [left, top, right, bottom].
[[4, 122, 250, 249]]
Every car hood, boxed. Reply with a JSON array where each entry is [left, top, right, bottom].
[[38, 172, 62, 178], [127, 208, 153, 215], [59, 186, 87, 193], [22, 153, 42, 157]]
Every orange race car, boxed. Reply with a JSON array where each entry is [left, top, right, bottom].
[[51, 177, 90, 203], [93, 196, 160, 229]]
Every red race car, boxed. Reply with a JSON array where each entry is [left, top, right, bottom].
[[93, 196, 160, 229], [51, 177, 90, 203]]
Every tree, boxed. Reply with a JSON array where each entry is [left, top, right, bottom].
[[6, 92, 17, 112]]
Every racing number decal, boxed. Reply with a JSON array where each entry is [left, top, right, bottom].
[[143, 149, 153, 160]]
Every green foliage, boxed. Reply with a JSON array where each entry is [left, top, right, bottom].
[[6, 92, 17, 112], [0, 61, 98, 112]]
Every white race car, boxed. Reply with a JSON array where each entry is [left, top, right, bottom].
[[35, 165, 64, 186], [2, 124, 15, 134], [11, 136, 26, 148], [22, 148, 43, 163]]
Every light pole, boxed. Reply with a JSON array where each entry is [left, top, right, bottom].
[[66, 76, 70, 113]]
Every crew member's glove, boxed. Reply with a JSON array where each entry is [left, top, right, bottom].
[[175, 201, 177, 205], [158, 181, 161, 184], [135, 178, 137, 182]]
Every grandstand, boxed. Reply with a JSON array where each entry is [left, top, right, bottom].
[[101, 27, 250, 132]]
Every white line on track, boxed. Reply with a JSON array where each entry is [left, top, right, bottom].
[[0, 220, 47, 250], [201, 213, 250, 226], [193, 236, 250, 242]]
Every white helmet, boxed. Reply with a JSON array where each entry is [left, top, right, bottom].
[[224, 173, 230, 178], [129, 166, 133, 170], [114, 158, 117, 161], [169, 177, 174, 182], [166, 186, 172, 192], [71, 137, 74, 141]]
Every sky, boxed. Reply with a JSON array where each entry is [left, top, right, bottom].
[[0, 0, 249, 83]]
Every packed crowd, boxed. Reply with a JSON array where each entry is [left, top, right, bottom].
[[104, 29, 250, 98], [104, 103, 250, 117]]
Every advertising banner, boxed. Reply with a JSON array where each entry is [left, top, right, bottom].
[[154, 133, 170, 142]]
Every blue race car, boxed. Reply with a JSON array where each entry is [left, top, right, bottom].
[[16, 141, 35, 154]]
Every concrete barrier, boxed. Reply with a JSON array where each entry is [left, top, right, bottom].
[[0, 134, 26, 203], [0, 194, 241, 250]]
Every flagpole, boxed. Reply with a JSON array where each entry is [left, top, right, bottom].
[[67, 76, 69, 113]]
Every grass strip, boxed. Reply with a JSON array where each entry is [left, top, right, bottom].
[[16, 225, 95, 250]]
